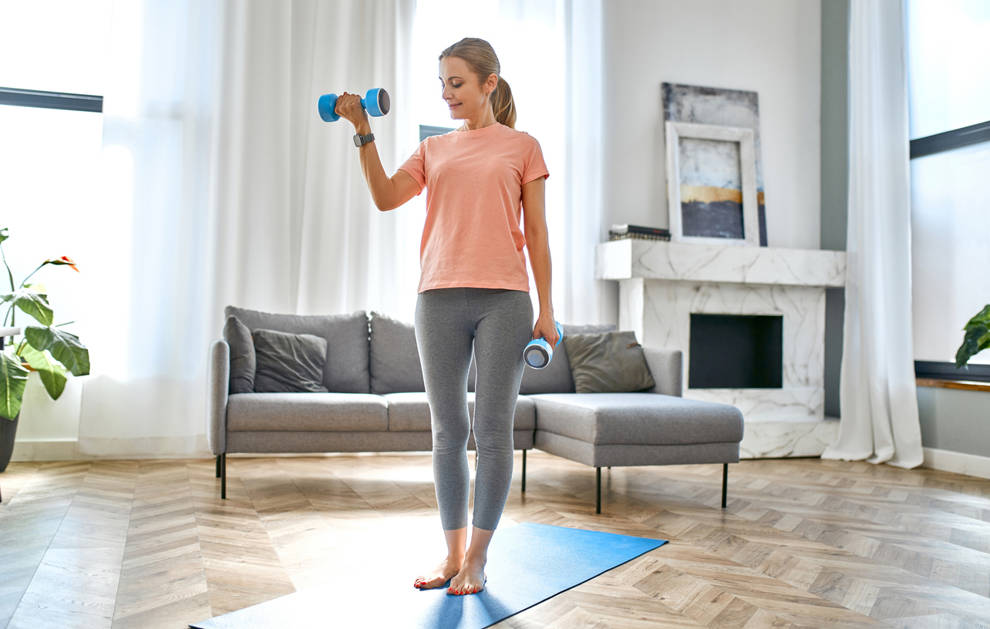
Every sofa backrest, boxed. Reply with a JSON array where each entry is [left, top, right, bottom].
[[224, 305, 371, 393], [370, 310, 488, 394], [367, 312, 616, 395]]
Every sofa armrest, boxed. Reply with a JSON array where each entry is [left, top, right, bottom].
[[641, 346, 682, 397], [208, 338, 230, 454]]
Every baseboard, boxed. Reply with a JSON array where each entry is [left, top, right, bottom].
[[921, 446, 990, 480], [10, 439, 82, 461]]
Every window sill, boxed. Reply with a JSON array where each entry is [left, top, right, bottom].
[[916, 378, 990, 393]]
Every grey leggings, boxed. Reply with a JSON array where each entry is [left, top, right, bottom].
[[414, 287, 534, 531]]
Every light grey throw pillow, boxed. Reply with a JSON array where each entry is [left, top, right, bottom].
[[223, 315, 255, 394], [252, 328, 329, 393], [562, 330, 656, 393]]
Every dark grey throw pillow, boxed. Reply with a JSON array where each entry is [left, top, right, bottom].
[[223, 315, 255, 393], [562, 331, 656, 393], [252, 328, 330, 393]]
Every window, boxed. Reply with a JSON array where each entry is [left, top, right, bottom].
[[906, 0, 990, 379], [0, 0, 113, 335]]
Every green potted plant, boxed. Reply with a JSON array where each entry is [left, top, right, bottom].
[[0, 226, 91, 472], [955, 304, 990, 369]]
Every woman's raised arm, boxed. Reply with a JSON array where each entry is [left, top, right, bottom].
[[334, 92, 421, 212]]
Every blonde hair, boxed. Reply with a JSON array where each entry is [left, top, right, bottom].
[[439, 37, 516, 129]]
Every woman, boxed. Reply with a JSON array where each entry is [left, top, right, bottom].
[[334, 37, 556, 597]]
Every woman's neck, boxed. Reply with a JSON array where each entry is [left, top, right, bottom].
[[460, 108, 497, 131]]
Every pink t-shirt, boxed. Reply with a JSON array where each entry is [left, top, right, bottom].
[[397, 122, 549, 293]]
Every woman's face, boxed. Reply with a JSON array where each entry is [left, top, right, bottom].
[[439, 56, 497, 121]]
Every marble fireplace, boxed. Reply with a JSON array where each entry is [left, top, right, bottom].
[[596, 238, 846, 458]]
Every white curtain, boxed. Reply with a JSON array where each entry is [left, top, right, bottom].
[[821, 0, 923, 468], [79, 0, 415, 457], [561, 0, 605, 324]]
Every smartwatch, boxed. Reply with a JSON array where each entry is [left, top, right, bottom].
[[353, 132, 375, 147]]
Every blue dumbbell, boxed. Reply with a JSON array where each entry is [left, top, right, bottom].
[[523, 320, 564, 369], [318, 88, 391, 122]]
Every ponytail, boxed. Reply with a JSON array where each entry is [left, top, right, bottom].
[[491, 76, 516, 129]]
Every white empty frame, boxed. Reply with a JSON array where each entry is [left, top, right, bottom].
[[665, 121, 759, 246]]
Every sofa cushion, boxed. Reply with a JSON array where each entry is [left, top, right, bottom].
[[382, 392, 536, 432], [223, 315, 255, 393], [369, 311, 479, 393], [252, 329, 329, 393], [369, 311, 424, 393], [563, 331, 656, 393], [528, 393, 743, 445], [224, 305, 370, 393], [226, 392, 388, 431], [519, 323, 616, 394]]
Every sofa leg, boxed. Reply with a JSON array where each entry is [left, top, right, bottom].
[[221, 453, 227, 500], [596, 467, 602, 514], [721, 463, 728, 508], [521, 449, 526, 493], [215, 454, 221, 478]]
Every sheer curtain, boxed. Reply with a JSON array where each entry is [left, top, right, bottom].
[[821, 0, 923, 468], [78, 0, 603, 457], [79, 0, 415, 456]]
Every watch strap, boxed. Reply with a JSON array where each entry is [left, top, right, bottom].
[[354, 132, 375, 147]]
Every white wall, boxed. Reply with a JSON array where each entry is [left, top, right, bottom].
[[603, 0, 822, 245]]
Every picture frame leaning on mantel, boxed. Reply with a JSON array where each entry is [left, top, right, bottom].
[[664, 120, 760, 247]]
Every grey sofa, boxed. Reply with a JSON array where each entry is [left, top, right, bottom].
[[208, 305, 744, 512]]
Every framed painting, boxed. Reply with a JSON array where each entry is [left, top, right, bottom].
[[662, 82, 767, 245], [664, 120, 759, 246]]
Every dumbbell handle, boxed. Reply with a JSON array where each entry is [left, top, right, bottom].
[[318, 88, 391, 123]]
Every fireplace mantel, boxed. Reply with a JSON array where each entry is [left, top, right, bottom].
[[597, 238, 846, 287], [596, 238, 847, 459]]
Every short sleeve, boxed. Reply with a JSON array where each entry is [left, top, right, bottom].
[[397, 139, 427, 196], [522, 135, 550, 185]]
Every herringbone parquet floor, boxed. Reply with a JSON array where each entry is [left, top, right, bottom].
[[1, 452, 988, 628]]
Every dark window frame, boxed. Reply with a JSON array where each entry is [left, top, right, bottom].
[[0, 87, 102, 113], [915, 361, 990, 384]]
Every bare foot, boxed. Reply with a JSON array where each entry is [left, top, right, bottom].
[[413, 555, 462, 590], [447, 555, 487, 595]]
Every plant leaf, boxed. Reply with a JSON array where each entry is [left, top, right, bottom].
[[23, 326, 90, 376], [20, 344, 67, 400], [12, 289, 53, 326], [964, 304, 990, 327], [0, 351, 29, 420], [955, 316, 990, 368]]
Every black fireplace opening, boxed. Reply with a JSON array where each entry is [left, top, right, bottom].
[[689, 313, 783, 388]]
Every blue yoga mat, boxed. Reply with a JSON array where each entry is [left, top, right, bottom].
[[189, 521, 667, 629]]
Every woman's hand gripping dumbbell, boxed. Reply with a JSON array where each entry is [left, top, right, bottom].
[[318, 88, 390, 124]]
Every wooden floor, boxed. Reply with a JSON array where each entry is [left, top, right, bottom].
[[1, 451, 988, 628]]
